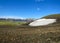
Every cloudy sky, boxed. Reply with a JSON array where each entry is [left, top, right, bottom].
[[0, 0, 60, 19]]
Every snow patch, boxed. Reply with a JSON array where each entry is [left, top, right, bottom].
[[29, 19, 56, 26]]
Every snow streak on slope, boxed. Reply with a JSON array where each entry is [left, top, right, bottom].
[[29, 19, 56, 26]]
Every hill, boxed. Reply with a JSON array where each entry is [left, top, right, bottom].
[[42, 14, 60, 25], [42, 14, 60, 19]]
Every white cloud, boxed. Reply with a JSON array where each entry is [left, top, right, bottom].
[[37, 7, 40, 11], [0, 16, 24, 19], [35, 0, 44, 2]]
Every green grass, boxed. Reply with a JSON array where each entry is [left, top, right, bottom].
[[0, 21, 27, 26], [0, 24, 59, 43]]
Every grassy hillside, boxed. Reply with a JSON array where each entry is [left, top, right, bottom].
[[41, 14, 60, 25], [42, 14, 60, 19]]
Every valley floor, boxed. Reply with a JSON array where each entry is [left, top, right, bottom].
[[0, 25, 60, 43]]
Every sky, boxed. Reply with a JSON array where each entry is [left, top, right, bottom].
[[0, 0, 60, 19]]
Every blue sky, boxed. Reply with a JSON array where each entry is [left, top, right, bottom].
[[0, 0, 60, 19]]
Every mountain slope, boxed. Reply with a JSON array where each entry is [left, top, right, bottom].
[[42, 14, 60, 19], [42, 14, 60, 25]]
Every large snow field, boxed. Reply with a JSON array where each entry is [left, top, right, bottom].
[[29, 19, 56, 26]]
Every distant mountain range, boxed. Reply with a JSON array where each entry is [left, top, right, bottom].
[[0, 18, 35, 22]]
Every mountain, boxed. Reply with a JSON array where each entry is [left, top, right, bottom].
[[0, 18, 35, 22]]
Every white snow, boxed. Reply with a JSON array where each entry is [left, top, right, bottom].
[[29, 19, 56, 26]]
